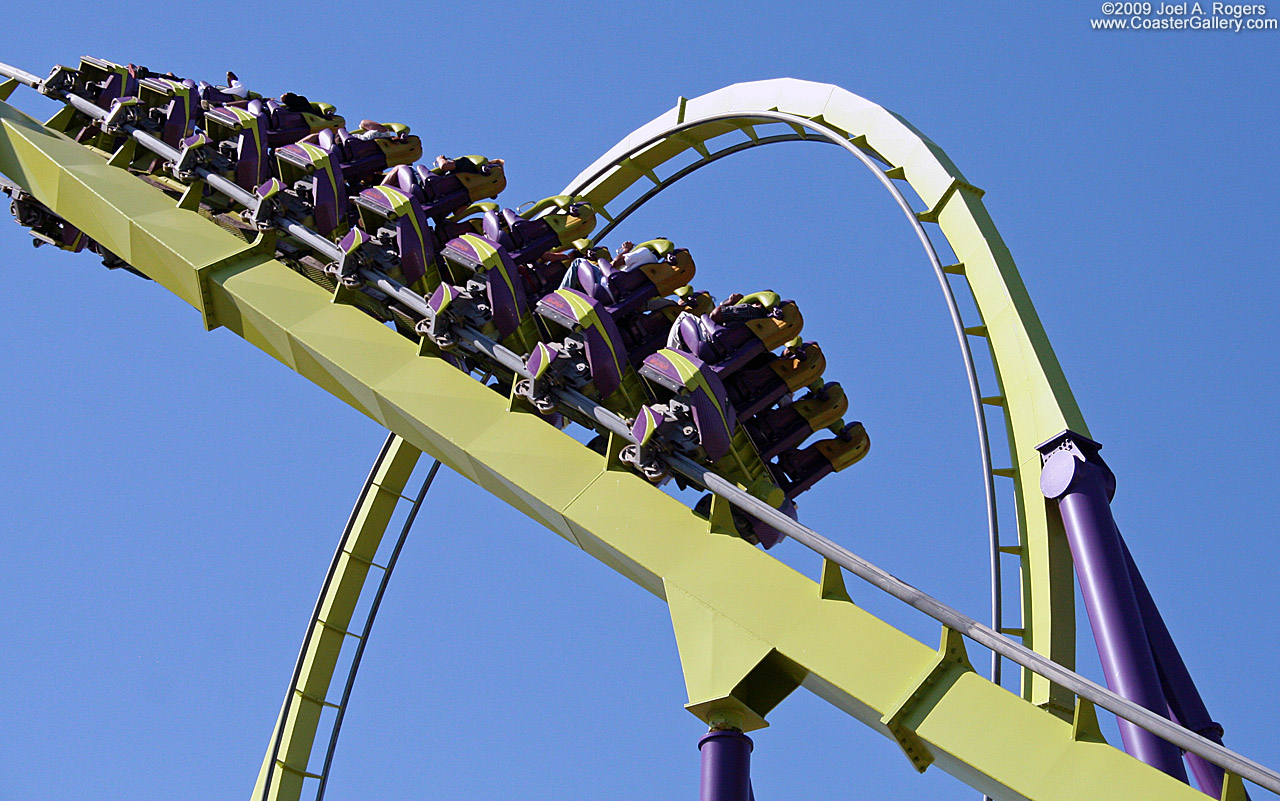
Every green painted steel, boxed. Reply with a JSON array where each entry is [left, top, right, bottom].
[[0, 90, 1205, 800], [251, 435, 422, 801], [563, 79, 1084, 715]]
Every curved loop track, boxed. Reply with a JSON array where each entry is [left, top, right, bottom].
[[562, 80, 1090, 709]]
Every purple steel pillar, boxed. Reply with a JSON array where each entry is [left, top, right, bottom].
[[1121, 535, 1238, 798], [699, 729, 754, 801], [1038, 431, 1188, 782]]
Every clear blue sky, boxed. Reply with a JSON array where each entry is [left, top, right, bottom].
[[0, 3, 1276, 800]]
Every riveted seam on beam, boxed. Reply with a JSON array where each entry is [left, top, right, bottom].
[[193, 229, 277, 331], [880, 627, 974, 773], [915, 177, 985, 223]]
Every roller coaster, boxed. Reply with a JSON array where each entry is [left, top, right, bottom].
[[0, 56, 1273, 801]]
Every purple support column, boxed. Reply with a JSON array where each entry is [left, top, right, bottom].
[[699, 729, 754, 801], [1038, 432, 1188, 782], [1121, 535, 1238, 798]]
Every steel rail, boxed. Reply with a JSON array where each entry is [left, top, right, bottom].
[[589, 132, 829, 242], [0, 61, 43, 87]]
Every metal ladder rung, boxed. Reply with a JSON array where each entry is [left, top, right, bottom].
[[370, 482, 416, 504], [292, 687, 342, 710], [342, 549, 389, 571], [315, 619, 363, 640], [273, 762, 323, 780]]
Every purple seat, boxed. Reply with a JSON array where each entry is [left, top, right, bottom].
[[487, 211, 560, 264], [195, 81, 244, 110], [352, 183, 436, 288], [323, 128, 423, 191], [772, 421, 870, 500], [534, 289, 632, 400], [202, 102, 271, 191], [482, 198, 595, 264], [383, 164, 473, 220], [669, 293, 804, 379], [561, 257, 612, 302], [275, 136, 348, 236], [138, 77, 195, 147], [636, 348, 737, 462], [721, 341, 826, 422], [257, 99, 344, 148], [613, 290, 715, 368], [515, 254, 574, 298], [745, 382, 848, 461], [561, 256, 667, 317]]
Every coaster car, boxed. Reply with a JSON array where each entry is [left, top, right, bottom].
[[8, 188, 88, 252], [45, 58, 144, 147], [771, 421, 870, 499], [613, 287, 716, 367], [71, 56, 138, 110], [435, 201, 499, 242], [274, 137, 349, 236], [561, 239, 696, 319], [193, 98, 338, 195], [669, 290, 804, 378], [136, 77, 196, 147], [260, 98, 344, 147], [721, 338, 826, 421], [745, 381, 848, 461], [633, 347, 737, 464], [693, 492, 798, 551], [522, 288, 650, 416], [380, 156, 506, 221], [482, 196, 596, 264], [422, 233, 540, 354], [199, 93, 339, 148], [629, 344, 795, 542], [194, 80, 261, 109], [201, 102, 272, 192], [322, 125, 422, 191], [5, 186, 143, 277], [350, 182, 438, 289]]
